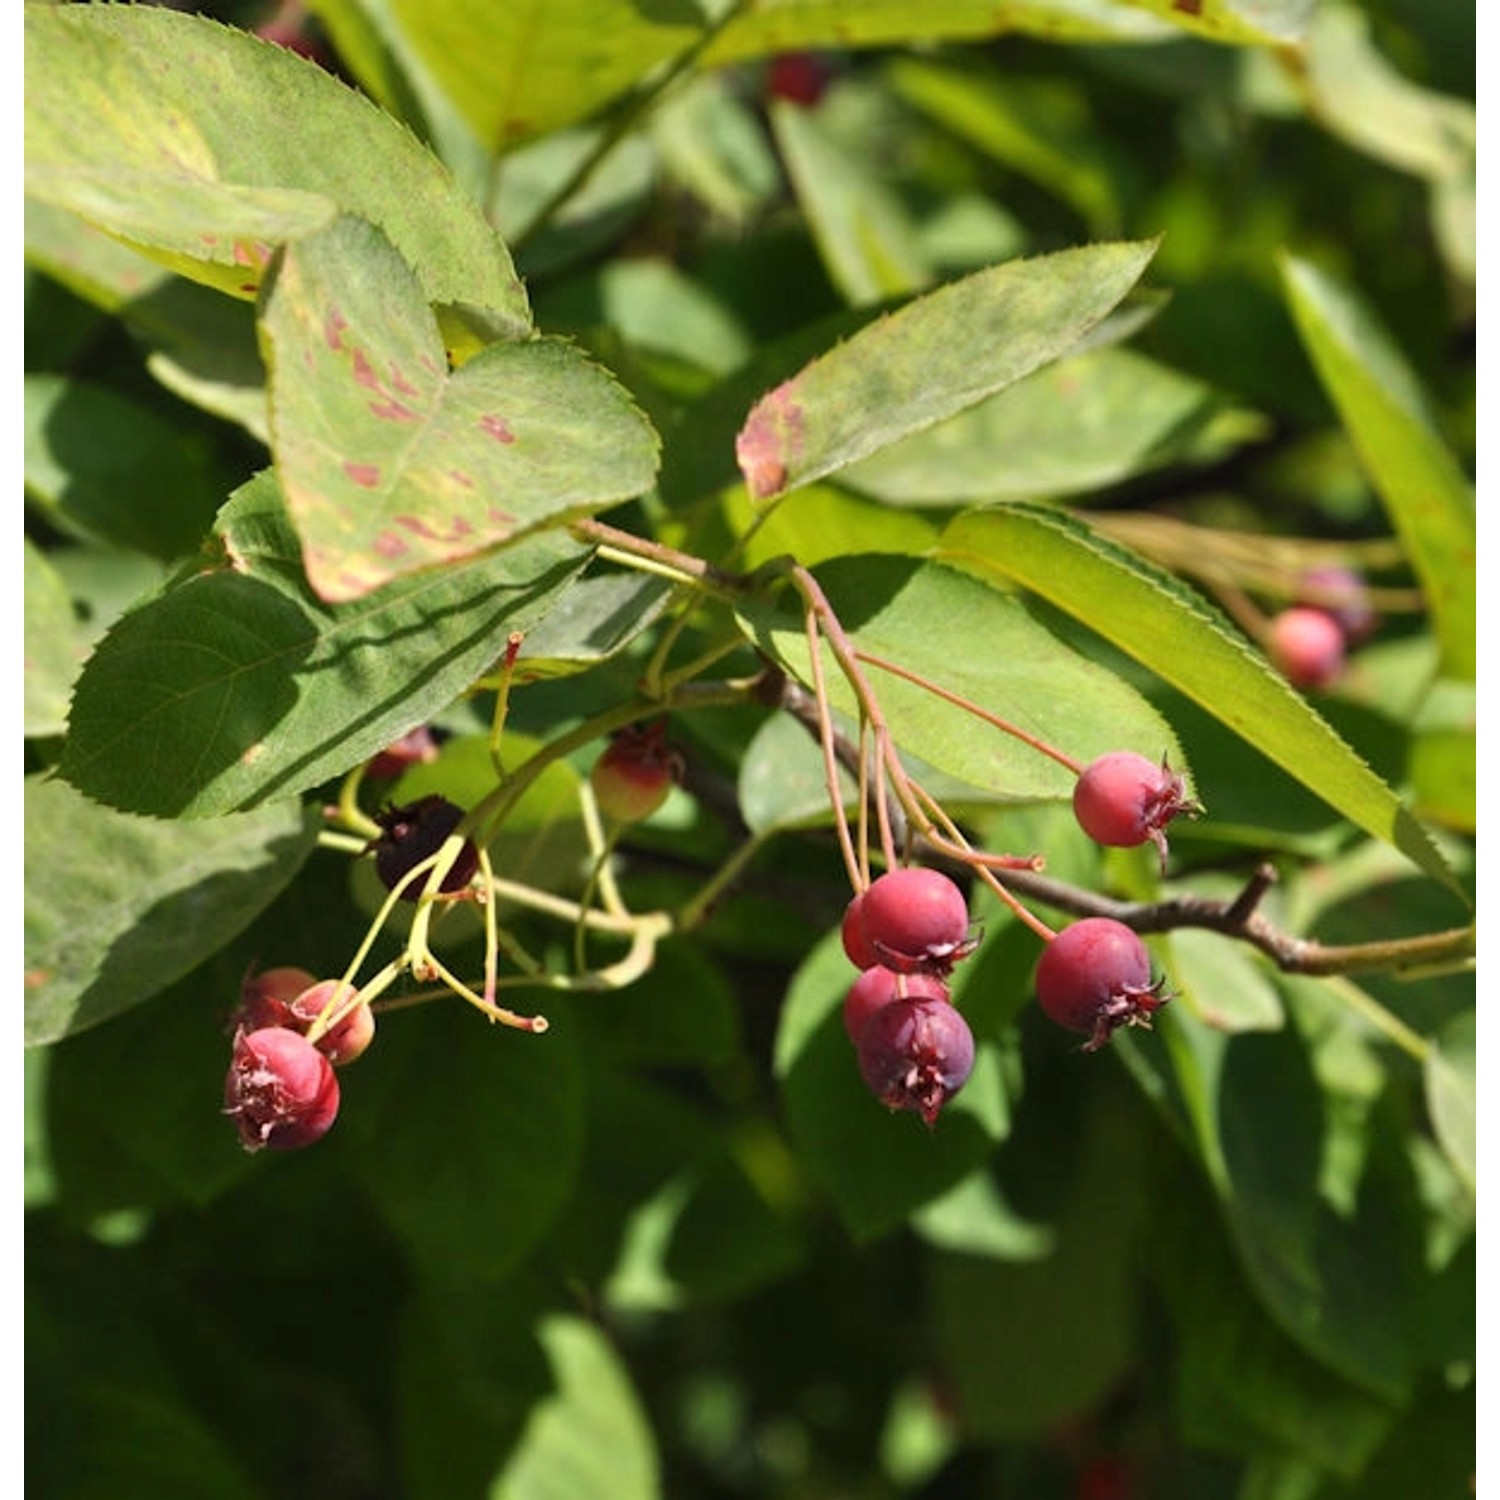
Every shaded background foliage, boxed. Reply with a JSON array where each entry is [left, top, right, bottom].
[[25, 2, 1473, 1498]]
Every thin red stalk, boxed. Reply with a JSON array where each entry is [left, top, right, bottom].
[[804, 601, 863, 892]]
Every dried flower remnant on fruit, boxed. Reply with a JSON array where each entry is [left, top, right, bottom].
[[1035, 918, 1169, 1052], [224, 1026, 340, 1152], [590, 720, 684, 823], [1072, 751, 1200, 872], [842, 966, 950, 1044], [369, 794, 479, 898]]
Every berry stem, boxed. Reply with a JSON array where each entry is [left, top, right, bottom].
[[486, 631, 526, 773], [854, 648, 1083, 775], [803, 598, 865, 892]]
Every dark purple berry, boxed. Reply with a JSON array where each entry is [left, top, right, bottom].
[[856, 867, 975, 975], [856, 996, 975, 1127], [842, 966, 950, 1043], [370, 794, 479, 898], [1073, 751, 1198, 871], [1034, 918, 1167, 1052], [224, 1026, 340, 1152], [1269, 607, 1345, 691]]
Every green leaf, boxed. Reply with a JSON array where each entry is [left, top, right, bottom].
[[1280, 255, 1475, 683], [60, 471, 592, 817], [24, 539, 81, 738], [24, 775, 318, 1047], [774, 926, 1009, 1242], [260, 215, 659, 601], [24, 373, 229, 559], [734, 239, 1158, 499], [490, 1315, 661, 1500], [1424, 1010, 1474, 1193], [936, 503, 1453, 886], [511, 571, 676, 679], [1109, 0, 1314, 45], [840, 345, 1268, 504], [346, 997, 585, 1280], [769, 98, 932, 306], [739, 554, 1186, 804], [24, 3, 529, 329]]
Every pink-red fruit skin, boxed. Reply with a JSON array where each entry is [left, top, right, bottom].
[[590, 720, 684, 823], [842, 967, 950, 1043], [1269, 607, 1345, 691], [224, 1027, 340, 1152], [856, 997, 975, 1128], [1072, 752, 1196, 870], [840, 894, 879, 970], [857, 868, 974, 975], [1298, 565, 1377, 644], [287, 979, 376, 1067], [1035, 918, 1166, 1052]]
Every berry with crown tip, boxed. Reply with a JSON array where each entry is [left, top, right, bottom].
[[370, 795, 479, 898], [855, 996, 975, 1127], [856, 867, 976, 975], [590, 720, 684, 823], [1269, 607, 1345, 691], [1034, 918, 1167, 1051], [234, 964, 318, 1033], [842, 966, 950, 1043], [1073, 751, 1198, 870], [224, 1026, 340, 1152]]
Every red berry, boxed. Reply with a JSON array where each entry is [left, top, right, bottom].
[[234, 964, 317, 1033], [370, 795, 479, 898], [286, 979, 376, 1067], [365, 725, 440, 780], [855, 996, 975, 1127], [1035, 918, 1167, 1051], [842, 966, 950, 1043], [766, 51, 830, 106], [856, 868, 975, 975], [1072, 751, 1198, 870], [1297, 564, 1377, 643], [590, 720, 684, 823], [840, 893, 879, 969], [224, 1026, 340, 1152], [1268, 607, 1345, 691]]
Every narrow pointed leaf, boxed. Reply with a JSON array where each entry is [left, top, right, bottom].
[[261, 216, 659, 601], [24, 4, 529, 329], [59, 471, 592, 817], [1109, 0, 1315, 45], [24, 776, 318, 1047], [734, 240, 1157, 501], [937, 503, 1452, 885], [1280, 255, 1475, 683]]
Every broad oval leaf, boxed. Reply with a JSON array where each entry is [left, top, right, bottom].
[[1280, 254, 1476, 683], [734, 240, 1158, 500], [261, 216, 659, 601], [24, 3, 530, 329], [738, 554, 1186, 805], [59, 471, 593, 817], [936, 503, 1453, 887], [24, 540, 80, 738], [24, 775, 318, 1047]]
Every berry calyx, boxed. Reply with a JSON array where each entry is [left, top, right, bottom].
[[842, 966, 950, 1043], [1268, 607, 1345, 691], [234, 964, 318, 1033], [1072, 751, 1198, 871], [590, 720, 685, 824], [855, 996, 975, 1128], [224, 1026, 340, 1152], [369, 794, 479, 898], [855, 867, 976, 975], [1034, 918, 1167, 1052]]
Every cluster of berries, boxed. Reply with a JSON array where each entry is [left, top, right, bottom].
[[1268, 564, 1378, 692], [838, 752, 1191, 1126], [223, 967, 374, 1152]]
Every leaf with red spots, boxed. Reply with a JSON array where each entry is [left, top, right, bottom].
[[261, 216, 660, 602], [735, 240, 1159, 502], [24, 5, 529, 329]]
